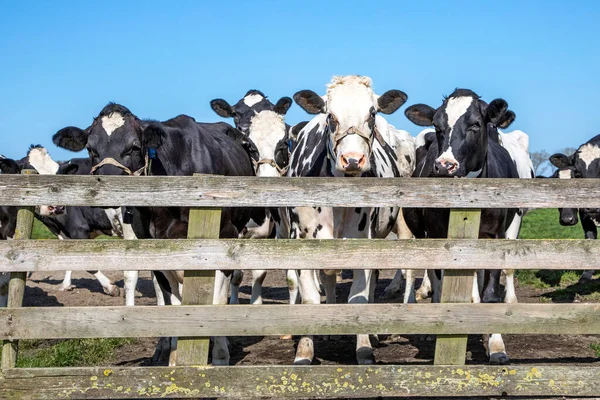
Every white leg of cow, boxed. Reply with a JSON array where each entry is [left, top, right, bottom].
[[416, 270, 432, 301], [287, 269, 299, 304], [293, 269, 321, 365], [472, 271, 481, 304], [504, 269, 517, 304], [403, 269, 417, 304], [381, 269, 404, 299], [93, 271, 120, 297], [59, 270, 75, 291], [250, 269, 267, 305], [0, 272, 9, 308], [151, 272, 165, 306], [488, 334, 509, 365], [212, 270, 231, 366], [351, 269, 375, 365], [229, 270, 243, 305], [123, 270, 138, 307]]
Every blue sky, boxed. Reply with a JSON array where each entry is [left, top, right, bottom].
[[1, 0, 599, 162]]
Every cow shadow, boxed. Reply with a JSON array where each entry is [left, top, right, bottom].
[[23, 286, 63, 307], [541, 278, 600, 303]]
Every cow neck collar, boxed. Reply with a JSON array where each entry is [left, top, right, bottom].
[[89, 148, 155, 177], [324, 119, 385, 166]]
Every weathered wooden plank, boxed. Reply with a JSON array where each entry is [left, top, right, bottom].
[[177, 207, 221, 366], [2, 365, 600, 398], [2, 171, 35, 370], [1, 303, 599, 340], [2, 238, 600, 272], [434, 209, 480, 366], [2, 175, 600, 208]]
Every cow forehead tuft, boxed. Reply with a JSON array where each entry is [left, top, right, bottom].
[[243, 94, 265, 107]]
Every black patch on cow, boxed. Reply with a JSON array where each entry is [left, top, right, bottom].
[[358, 213, 367, 231], [355, 208, 361, 214], [312, 223, 323, 238], [405, 155, 411, 164], [317, 207, 322, 213]]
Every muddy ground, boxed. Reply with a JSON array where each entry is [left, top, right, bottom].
[[23, 269, 600, 368]]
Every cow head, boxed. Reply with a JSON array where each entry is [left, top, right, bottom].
[[211, 91, 293, 177], [53, 103, 149, 176], [293, 75, 407, 175], [405, 89, 509, 178]]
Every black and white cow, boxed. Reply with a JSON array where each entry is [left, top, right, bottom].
[[288, 75, 411, 365], [52, 103, 257, 366], [549, 135, 600, 282], [210, 90, 301, 306], [403, 88, 526, 365]]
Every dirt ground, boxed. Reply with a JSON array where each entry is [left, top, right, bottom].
[[23, 269, 600, 368]]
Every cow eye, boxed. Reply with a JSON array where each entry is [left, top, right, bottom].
[[86, 146, 97, 158], [369, 107, 376, 118]]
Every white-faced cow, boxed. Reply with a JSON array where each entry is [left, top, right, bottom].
[[403, 88, 527, 365], [52, 103, 257, 366], [288, 75, 412, 365], [549, 136, 600, 282], [210, 90, 302, 306]]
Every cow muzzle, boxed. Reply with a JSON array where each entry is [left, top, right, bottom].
[[332, 127, 373, 174], [434, 159, 459, 176]]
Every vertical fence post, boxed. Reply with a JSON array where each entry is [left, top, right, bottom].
[[176, 200, 221, 366], [1, 169, 36, 369], [433, 209, 481, 365]]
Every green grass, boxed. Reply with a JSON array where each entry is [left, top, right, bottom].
[[0, 338, 137, 367], [32, 219, 57, 239], [519, 209, 583, 239], [591, 343, 600, 358]]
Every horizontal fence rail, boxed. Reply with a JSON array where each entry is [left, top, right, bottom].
[[2, 175, 600, 207], [3, 365, 600, 399], [1, 238, 600, 272], [1, 304, 600, 340]]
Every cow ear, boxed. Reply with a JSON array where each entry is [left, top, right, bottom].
[[0, 157, 21, 174], [485, 98, 509, 126], [53, 127, 88, 152], [290, 121, 309, 141], [58, 163, 79, 175], [498, 110, 516, 129], [549, 153, 573, 169], [210, 99, 234, 118], [377, 90, 408, 115], [405, 104, 436, 127], [273, 97, 292, 116], [143, 124, 165, 149], [293, 90, 325, 114]]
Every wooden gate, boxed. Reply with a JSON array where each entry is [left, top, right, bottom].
[[1, 173, 600, 398]]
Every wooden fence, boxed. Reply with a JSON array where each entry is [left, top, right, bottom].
[[1, 174, 600, 399]]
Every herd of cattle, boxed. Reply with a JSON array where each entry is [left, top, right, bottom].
[[1, 75, 599, 367]]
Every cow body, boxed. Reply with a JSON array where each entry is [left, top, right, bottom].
[[288, 75, 410, 365], [53, 103, 256, 365], [403, 89, 524, 365]]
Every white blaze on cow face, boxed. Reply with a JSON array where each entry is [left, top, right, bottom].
[[435, 96, 474, 174], [27, 147, 59, 175], [243, 94, 264, 107], [249, 110, 286, 177], [326, 76, 377, 174], [101, 113, 125, 136], [578, 144, 600, 170]]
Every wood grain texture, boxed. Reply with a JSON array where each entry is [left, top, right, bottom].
[[2, 365, 600, 398], [434, 210, 481, 366], [2, 238, 599, 272], [177, 207, 221, 366], [1, 303, 599, 340], [1, 174, 600, 208], [1, 171, 36, 370]]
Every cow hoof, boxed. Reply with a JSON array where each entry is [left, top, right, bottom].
[[356, 347, 375, 365], [415, 289, 431, 301], [280, 334, 293, 340], [293, 358, 312, 365], [151, 337, 171, 364], [489, 352, 510, 365], [105, 287, 122, 297], [58, 285, 75, 292]]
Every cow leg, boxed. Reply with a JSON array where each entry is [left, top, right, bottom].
[[429, 269, 442, 304], [250, 270, 267, 305], [488, 334, 509, 365], [123, 270, 139, 306], [287, 269, 300, 304], [0, 272, 9, 308], [403, 269, 417, 304], [151, 272, 165, 306], [229, 270, 244, 305], [211, 270, 231, 366], [59, 270, 75, 291], [351, 269, 375, 365], [320, 271, 340, 341], [381, 269, 404, 299], [504, 269, 517, 304], [293, 269, 321, 365], [91, 270, 120, 297], [472, 271, 481, 303], [482, 269, 503, 303], [416, 270, 432, 301]]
